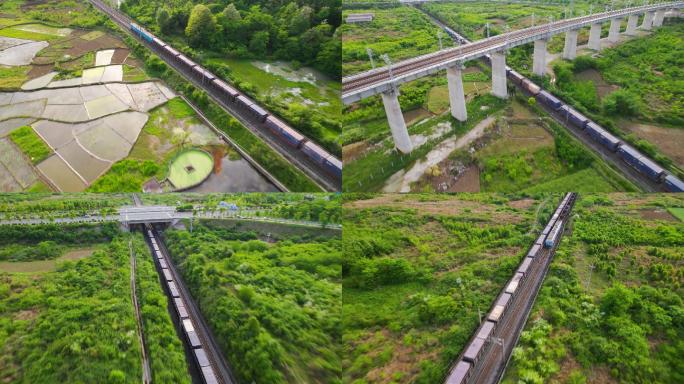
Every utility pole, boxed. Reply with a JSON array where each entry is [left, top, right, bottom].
[[585, 263, 595, 291], [366, 47, 375, 69], [532, 13, 535, 27], [486, 22, 490, 38], [437, 30, 443, 50]]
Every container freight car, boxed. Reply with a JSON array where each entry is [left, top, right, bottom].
[[164, 45, 181, 57], [302, 141, 343, 178], [168, 281, 180, 298], [505, 272, 524, 295], [182, 319, 202, 348], [162, 268, 173, 282], [265, 116, 305, 148], [517, 257, 533, 275], [488, 293, 512, 323], [665, 174, 684, 192], [200, 366, 219, 384], [174, 298, 189, 319], [617, 145, 665, 182], [558, 105, 589, 129], [508, 70, 525, 85], [537, 90, 562, 110], [178, 55, 197, 69], [212, 79, 239, 101], [521, 78, 541, 95], [585, 122, 621, 151], [445, 361, 472, 384], [527, 244, 542, 259]]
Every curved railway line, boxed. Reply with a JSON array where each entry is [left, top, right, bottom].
[[342, 3, 682, 96], [88, 0, 341, 192]]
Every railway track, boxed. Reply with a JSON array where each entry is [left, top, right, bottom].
[[88, 0, 340, 192], [144, 225, 237, 384], [415, 6, 666, 192], [343, 3, 679, 95], [443, 194, 577, 384]]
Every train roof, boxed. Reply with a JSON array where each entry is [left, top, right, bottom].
[[527, 244, 541, 258], [182, 318, 194, 333], [194, 348, 211, 367], [518, 257, 532, 274], [214, 79, 239, 96], [200, 366, 219, 384], [250, 103, 269, 117], [463, 337, 486, 362], [236, 95, 253, 106], [164, 46, 181, 56], [477, 321, 495, 340], [162, 269, 173, 281], [665, 174, 684, 190], [445, 361, 471, 384]]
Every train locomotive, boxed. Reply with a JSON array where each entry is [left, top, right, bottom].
[[129, 23, 342, 180], [506, 68, 683, 192]]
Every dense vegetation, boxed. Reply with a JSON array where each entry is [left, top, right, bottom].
[[121, 0, 340, 78], [504, 194, 684, 384], [0, 194, 130, 217], [0, 231, 140, 383], [542, 22, 684, 174], [0, 222, 192, 383], [163, 223, 341, 383], [342, 194, 557, 383], [9, 126, 52, 165], [341, 6, 451, 75]]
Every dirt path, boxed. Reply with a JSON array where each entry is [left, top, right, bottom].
[[382, 116, 496, 192], [129, 239, 151, 384]]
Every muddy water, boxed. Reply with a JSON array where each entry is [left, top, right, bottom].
[[187, 156, 278, 192], [252, 60, 331, 86], [0, 40, 48, 66], [383, 117, 495, 192]]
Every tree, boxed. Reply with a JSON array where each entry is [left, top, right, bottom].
[[222, 4, 241, 22], [249, 30, 270, 56], [602, 89, 642, 116], [156, 7, 171, 34], [185, 4, 217, 48]]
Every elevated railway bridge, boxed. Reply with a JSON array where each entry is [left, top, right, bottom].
[[342, 2, 684, 153]]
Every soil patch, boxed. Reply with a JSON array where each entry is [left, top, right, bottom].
[[575, 69, 619, 99], [27, 63, 53, 79], [636, 208, 677, 222], [111, 48, 130, 64], [620, 119, 684, 168]]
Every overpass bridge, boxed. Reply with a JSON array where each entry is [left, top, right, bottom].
[[0, 206, 341, 230], [341, 2, 684, 153]]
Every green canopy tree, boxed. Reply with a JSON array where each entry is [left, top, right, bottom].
[[185, 4, 217, 48]]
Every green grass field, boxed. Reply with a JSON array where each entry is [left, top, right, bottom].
[[167, 149, 213, 190], [208, 58, 341, 155], [0, 66, 30, 90], [9, 126, 52, 164], [669, 207, 684, 222]]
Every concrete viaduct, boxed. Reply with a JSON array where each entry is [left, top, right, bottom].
[[341, 2, 684, 153]]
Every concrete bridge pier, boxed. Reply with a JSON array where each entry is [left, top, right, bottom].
[[381, 89, 413, 153], [491, 51, 508, 99], [608, 17, 622, 43], [642, 11, 654, 30], [533, 38, 548, 76], [653, 9, 665, 27], [562, 29, 578, 60], [626, 14, 639, 35], [588, 23, 602, 50], [446, 65, 467, 122]]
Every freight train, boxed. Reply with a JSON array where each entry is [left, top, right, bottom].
[[146, 227, 219, 384], [129, 23, 342, 180], [445, 193, 577, 384], [506, 68, 684, 192]]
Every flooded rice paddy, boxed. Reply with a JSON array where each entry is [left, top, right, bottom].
[[0, 31, 282, 192]]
